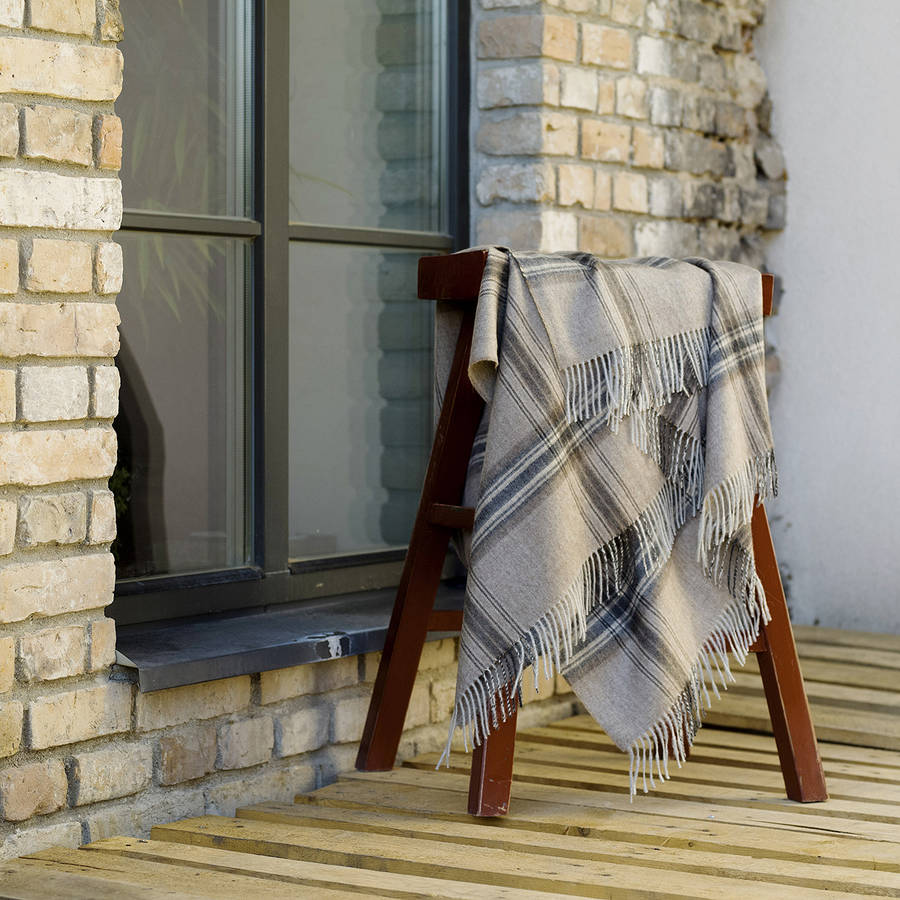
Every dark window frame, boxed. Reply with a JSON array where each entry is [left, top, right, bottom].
[[109, 0, 469, 626]]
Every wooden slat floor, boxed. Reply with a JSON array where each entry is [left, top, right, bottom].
[[4, 625, 900, 899]]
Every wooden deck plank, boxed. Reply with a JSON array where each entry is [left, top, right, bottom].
[[83, 836, 561, 900], [238, 800, 900, 896], [795, 642, 900, 671], [150, 814, 869, 899], [742, 653, 900, 693], [791, 626, 900, 654]]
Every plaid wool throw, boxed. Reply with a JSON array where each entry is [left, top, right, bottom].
[[435, 248, 777, 795]]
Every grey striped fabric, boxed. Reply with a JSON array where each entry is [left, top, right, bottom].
[[435, 248, 777, 795]]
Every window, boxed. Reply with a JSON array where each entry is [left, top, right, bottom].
[[110, 1, 467, 625]]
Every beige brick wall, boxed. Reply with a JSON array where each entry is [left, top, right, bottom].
[[471, 0, 785, 267]]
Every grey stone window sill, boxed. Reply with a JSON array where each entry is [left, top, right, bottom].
[[114, 581, 465, 693]]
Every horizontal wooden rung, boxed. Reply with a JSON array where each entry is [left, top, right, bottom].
[[428, 503, 475, 530]]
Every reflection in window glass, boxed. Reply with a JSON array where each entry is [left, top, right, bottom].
[[289, 0, 446, 232], [289, 245, 432, 558], [118, 0, 253, 217], [113, 233, 249, 578]]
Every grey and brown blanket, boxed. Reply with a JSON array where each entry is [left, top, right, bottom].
[[435, 248, 777, 795]]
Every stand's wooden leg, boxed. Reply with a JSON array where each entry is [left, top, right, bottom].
[[356, 309, 484, 773], [468, 700, 518, 817], [752, 505, 828, 802]]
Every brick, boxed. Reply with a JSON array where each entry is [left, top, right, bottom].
[[0, 37, 122, 100], [0, 304, 75, 358], [677, 0, 719, 41], [159, 724, 217, 785], [477, 111, 577, 156], [546, 0, 595, 9], [0, 820, 82, 860], [582, 120, 630, 162], [332, 690, 370, 744], [0, 103, 17, 157], [542, 15, 578, 60], [0, 1, 23, 28], [558, 164, 595, 208], [632, 127, 664, 169], [218, 716, 274, 770], [611, 0, 645, 25], [73, 302, 121, 357], [25, 239, 93, 293], [69, 743, 153, 805], [649, 86, 682, 126], [0, 169, 121, 230], [18, 366, 90, 422], [596, 78, 616, 114], [135, 676, 251, 731], [88, 616, 116, 670], [205, 763, 317, 817], [29, 682, 131, 749], [740, 186, 769, 227], [613, 171, 648, 213], [636, 35, 670, 76], [582, 24, 632, 69], [0, 702, 22, 757], [0, 428, 117, 487], [478, 16, 576, 62], [406, 681, 431, 729], [95, 241, 123, 293], [0, 370, 13, 424], [648, 174, 683, 217], [560, 67, 598, 111], [0, 499, 14, 555], [0, 553, 114, 623], [616, 76, 648, 119], [91, 364, 120, 418], [275, 705, 330, 758], [30, 0, 95, 35], [645, 0, 678, 31], [430, 679, 456, 722], [755, 135, 785, 180], [98, 0, 123, 41], [767, 189, 786, 230], [733, 54, 767, 108], [85, 789, 206, 843], [0, 240, 16, 295], [594, 171, 612, 210], [476, 209, 543, 249], [682, 93, 716, 133], [0, 760, 67, 821], [88, 490, 117, 545], [476, 162, 555, 205], [634, 219, 698, 256], [581, 216, 632, 257], [419, 639, 456, 670], [684, 180, 723, 218], [715, 101, 748, 139], [259, 665, 314, 704], [18, 624, 86, 682], [540, 210, 578, 250], [477, 63, 559, 109], [0, 637, 12, 692], [95, 114, 122, 170], [22, 105, 92, 166]]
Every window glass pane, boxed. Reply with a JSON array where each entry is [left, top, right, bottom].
[[114, 233, 249, 578], [118, 0, 253, 217], [289, 0, 446, 232], [289, 245, 432, 558]]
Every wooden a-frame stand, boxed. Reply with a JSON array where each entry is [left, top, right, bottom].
[[357, 249, 828, 816]]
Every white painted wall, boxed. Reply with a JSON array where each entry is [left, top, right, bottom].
[[756, 3, 900, 633]]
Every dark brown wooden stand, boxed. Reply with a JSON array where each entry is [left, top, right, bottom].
[[356, 249, 828, 816]]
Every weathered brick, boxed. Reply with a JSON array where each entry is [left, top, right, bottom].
[[135, 676, 251, 731], [715, 101, 747, 139], [88, 616, 116, 670], [18, 624, 86, 682], [755, 135, 785, 180], [205, 763, 316, 817], [29, 0, 95, 35], [18, 366, 90, 422], [0, 553, 113, 622], [478, 111, 577, 156], [733, 54, 767, 108], [684, 180, 723, 218], [25, 239, 93, 293], [85, 789, 206, 843], [682, 93, 717, 133], [87, 490, 117, 545], [332, 691, 370, 744], [558, 164, 595, 209], [73, 302, 121, 357], [95, 114, 122, 170], [0, 637, 13, 692], [0, 1, 23, 28], [645, 0, 678, 31], [275, 705, 330, 758], [479, 16, 576, 62], [632, 127, 664, 169], [69, 743, 152, 805], [28, 682, 132, 749], [648, 174, 684, 217], [0, 103, 17, 157], [594, 171, 612, 210], [218, 717, 275, 770], [430, 679, 456, 722], [582, 24, 632, 69], [611, 0, 645, 25], [581, 216, 632, 257], [539, 209, 578, 250], [0, 304, 74, 359], [616, 76, 648, 119], [582, 120, 630, 162], [560, 67, 598, 111], [0, 428, 116, 487], [406, 681, 431, 729], [597, 78, 616, 114], [0, 36, 120, 101], [0, 702, 22, 757], [419, 639, 456, 671], [0, 820, 83, 860], [91, 364, 119, 419], [22, 105, 92, 166], [477, 63, 559, 109], [740, 186, 770, 227], [613, 171, 649, 213], [649, 86, 682, 126], [634, 219, 698, 256], [158, 724, 217, 785], [477, 162, 555, 205], [98, 0, 123, 41], [0, 500, 14, 555], [0, 240, 16, 295], [0, 760, 67, 821], [95, 241, 123, 294], [0, 169, 121, 230]]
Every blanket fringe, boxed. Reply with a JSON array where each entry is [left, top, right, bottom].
[[563, 327, 710, 427]]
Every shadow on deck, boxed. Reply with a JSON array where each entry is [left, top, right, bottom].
[[4, 624, 900, 898]]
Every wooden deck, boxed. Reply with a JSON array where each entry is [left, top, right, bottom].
[[4, 624, 900, 898]]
